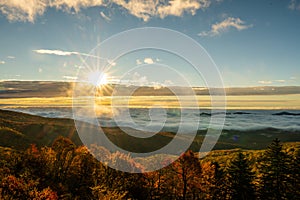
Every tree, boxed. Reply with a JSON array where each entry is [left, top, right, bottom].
[[170, 150, 202, 200], [258, 138, 290, 200], [225, 152, 255, 200]]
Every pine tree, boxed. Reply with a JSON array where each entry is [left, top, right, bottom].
[[258, 138, 289, 200], [225, 152, 255, 200]]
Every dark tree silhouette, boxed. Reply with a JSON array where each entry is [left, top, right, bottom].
[[258, 138, 290, 200], [225, 152, 255, 200]]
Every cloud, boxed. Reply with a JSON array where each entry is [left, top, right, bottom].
[[157, 0, 209, 19], [7, 56, 15, 59], [49, 0, 105, 12], [62, 75, 78, 80], [288, 0, 300, 10], [199, 17, 253, 37], [33, 49, 79, 56], [113, 0, 210, 22], [144, 58, 154, 64], [275, 80, 286, 83], [0, 0, 104, 23], [0, 61, 5, 64], [33, 49, 114, 63], [0, 0, 211, 23], [100, 11, 111, 21], [136, 59, 142, 65], [38, 68, 43, 73], [0, 0, 47, 22], [132, 72, 148, 86], [258, 80, 272, 84]]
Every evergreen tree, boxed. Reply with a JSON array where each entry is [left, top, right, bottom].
[[225, 152, 255, 200], [258, 138, 289, 200]]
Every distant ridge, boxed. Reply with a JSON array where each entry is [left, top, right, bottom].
[[0, 81, 300, 98], [1, 109, 300, 152]]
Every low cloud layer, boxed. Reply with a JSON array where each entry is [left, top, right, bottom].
[[199, 17, 253, 37], [0, 0, 211, 23]]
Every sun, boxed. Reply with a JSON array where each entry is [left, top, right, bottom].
[[87, 70, 108, 87]]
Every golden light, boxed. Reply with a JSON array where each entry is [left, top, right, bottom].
[[87, 70, 108, 87]]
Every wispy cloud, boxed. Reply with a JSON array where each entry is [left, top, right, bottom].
[[0, 61, 5, 64], [199, 17, 253, 37], [33, 49, 116, 66], [258, 80, 272, 84], [136, 59, 142, 65], [258, 79, 287, 85], [275, 80, 286, 83], [100, 11, 111, 21], [288, 0, 300, 10], [33, 49, 79, 56], [0, 0, 211, 23], [62, 75, 77, 80], [7, 56, 15, 59]]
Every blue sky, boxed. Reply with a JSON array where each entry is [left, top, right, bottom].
[[0, 0, 299, 87]]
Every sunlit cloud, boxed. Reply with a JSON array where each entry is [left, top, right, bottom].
[[0, 0, 47, 23], [258, 80, 272, 84], [288, 0, 300, 10], [112, 0, 210, 22], [62, 75, 78, 80], [0, 61, 5, 64], [199, 17, 253, 37], [100, 11, 111, 21], [0, 0, 212, 23], [275, 80, 286, 83], [144, 58, 154, 64], [33, 49, 78, 56]]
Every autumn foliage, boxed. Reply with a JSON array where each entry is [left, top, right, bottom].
[[0, 137, 299, 199]]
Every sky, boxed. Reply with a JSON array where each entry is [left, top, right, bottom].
[[0, 0, 300, 87]]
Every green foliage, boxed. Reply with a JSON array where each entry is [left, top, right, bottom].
[[257, 138, 292, 199], [225, 153, 255, 200]]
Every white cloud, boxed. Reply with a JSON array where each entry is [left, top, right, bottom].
[[100, 11, 111, 21], [144, 58, 154, 64], [289, 0, 300, 10], [113, 0, 210, 22], [0, 0, 104, 23], [258, 80, 272, 84], [38, 68, 43, 73], [0, 61, 5, 64], [7, 56, 15, 59], [132, 72, 148, 86], [49, 0, 104, 12], [0, 0, 47, 23], [63, 75, 78, 80], [275, 80, 286, 83], [0, 0, 212, 23], [136, 59, 142, 65], [157, 0, 208, 19], [163, 79, 174, 86], [199, 17, 253, 37], [33, 49, 78, 56]]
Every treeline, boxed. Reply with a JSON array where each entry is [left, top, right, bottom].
[[0, 138, 299, 199]]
